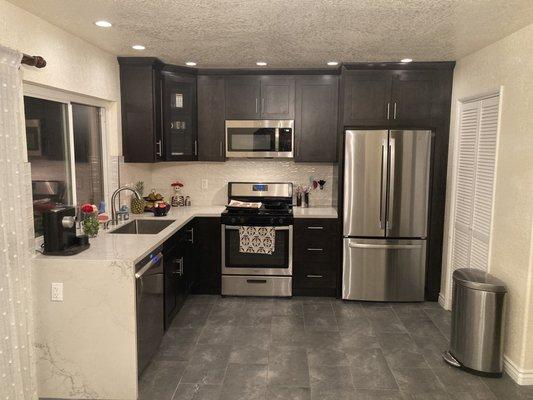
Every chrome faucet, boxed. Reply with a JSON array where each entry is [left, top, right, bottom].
[[110, 186, 141, 226]]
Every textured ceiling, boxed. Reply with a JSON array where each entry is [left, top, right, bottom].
[[8, 0, 533, 68]]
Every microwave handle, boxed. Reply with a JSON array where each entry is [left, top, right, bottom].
[[275, 128, 280, 152]]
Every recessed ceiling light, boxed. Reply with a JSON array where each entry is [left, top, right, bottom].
[[256, 61, 267, 66], [327, 61, 339, 66], [94, 20, 112, 28], [401, 58, 413, 63], [132, 45, 146, 50], [185, 61, 197, 66]]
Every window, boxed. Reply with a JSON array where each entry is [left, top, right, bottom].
[[24, 96, 105, 236], [450, 94, 500, 276]]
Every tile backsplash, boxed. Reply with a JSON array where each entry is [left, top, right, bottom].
[[120, 160, 335, 207]]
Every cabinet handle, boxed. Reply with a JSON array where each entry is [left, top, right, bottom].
[[172, 257, 184, 276], [159, 78, 164, 159], [307, 248, 324, 251], [393, 102, 397, 119], [307, 226, 323, 230], [187, 228, 194, 244], [261, 98, 265, 114], [255, 98, 258, 114], [156, 140, 162, 157], [194, 140, 198, 156], [306, 274, 323, 278], [219, 141, 223, 157]]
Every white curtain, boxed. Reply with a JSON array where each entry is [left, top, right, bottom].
[[0, 46, 37, 399]]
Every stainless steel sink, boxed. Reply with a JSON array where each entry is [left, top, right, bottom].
[[109, 219, 175, 234]]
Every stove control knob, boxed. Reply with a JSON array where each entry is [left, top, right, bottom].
[[279, 218, 284, 224], [240, 217, 245, 224], [230, 217, 236, 224], [270, 218, 275, 225]]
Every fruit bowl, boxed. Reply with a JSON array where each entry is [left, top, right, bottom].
[[150, 203, 171, 216]]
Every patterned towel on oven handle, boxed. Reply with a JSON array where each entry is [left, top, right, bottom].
[[239, 226, 276, 255]]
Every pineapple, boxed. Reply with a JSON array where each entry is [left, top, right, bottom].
[[131, 181, 146, 214]]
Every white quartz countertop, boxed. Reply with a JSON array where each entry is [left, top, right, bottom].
[[293, 206, 338, 218], [33, 206, 225, 265], [33, 205, 337, 264]]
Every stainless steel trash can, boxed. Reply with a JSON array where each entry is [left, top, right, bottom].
[[443, 268, 506, 376]]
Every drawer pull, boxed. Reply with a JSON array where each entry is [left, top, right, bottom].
[[306, 274, 323, 278], [246, 279, 267, 284], [307, 248, 324, 251], [307, 226, 324, 230]]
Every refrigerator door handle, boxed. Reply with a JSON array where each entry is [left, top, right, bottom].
[[379, 140, 388, 230], [387, 138, 396, 232], [348, 243, 423, 250]]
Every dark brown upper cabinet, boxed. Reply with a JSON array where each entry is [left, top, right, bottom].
[[197, 76, 225, 161], [225, 76, 295, 119], [118, 58, 163, 163], [295, 75, 339, 162], [162, 71, 197, 161], [342, 69, 437, 127]]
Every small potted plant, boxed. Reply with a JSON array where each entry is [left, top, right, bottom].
[[81, 203, 99, 237]]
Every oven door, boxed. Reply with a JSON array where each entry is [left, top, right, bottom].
[[222, 225, 293, 276], [225, 120, 294, 158]]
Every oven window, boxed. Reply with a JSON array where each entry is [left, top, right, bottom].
[[227, 128, 275, 152], [225, 228, 289, 268]]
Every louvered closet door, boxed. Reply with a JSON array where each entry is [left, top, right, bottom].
[[470, 96, 499, 270], [452, 101, 480, 271], [451, 95, 499, 274]]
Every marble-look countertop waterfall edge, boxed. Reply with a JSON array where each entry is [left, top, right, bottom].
[[32, 206, 338, 265]]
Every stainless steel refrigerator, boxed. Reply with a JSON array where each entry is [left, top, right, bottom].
[[342, 129, 432, 301]]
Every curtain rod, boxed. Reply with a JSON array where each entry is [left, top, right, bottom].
[[21, 53, 46, 68]]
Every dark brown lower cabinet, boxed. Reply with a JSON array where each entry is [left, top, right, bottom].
[[293, 218, 340, 297], [192, 217, 222, 295]]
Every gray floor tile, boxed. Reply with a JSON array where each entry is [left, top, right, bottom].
[[230, 342, 269, 365], [391, 368, 444, 393], [337, 315, 375, 336], [272, 299, 304, 316], [348, 348, 398, 390], [304, 314, 339, 332], [432, 365, 497, 399], [366, 309, 408, 334], [423, 308, 452, 340], [475, 373, 533, 400], [305, 330, 343, 348], [185, 295, 219, 305], [354, 389, 405, 400], [333, 301, 366, 319], [361, 301, 392, 309], [266, 385, 311, 400], [307, 344, 350, 367], [390, 303, 429, 320], [400, 389, 451, 399], [219, 385, 266, 400], [197, 325, 237, 345], [272, 324, 308, 346], [181, 344, 232, 385], [340, 332, 380, 351], [309, 364, 354, 388], [139, 360, 187, 400], [172, 383, 222, 400], [378, 333, 428, 370], [232, 326, 272, 346], [268, 345, 310, 387], [171, 303, 212, 328], [272, 315, 305, 328], [298, 296, 333, 304], [157, 327, 201, 361], [223, 363, 268, 386], [237, 313, 272, 327], [311, 384, 357, 400], [303, 303, 335, 316]]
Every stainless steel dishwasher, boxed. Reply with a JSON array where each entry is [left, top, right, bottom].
[[135, 248, 164, 376]]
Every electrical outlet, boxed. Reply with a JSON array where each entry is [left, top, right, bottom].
[[51, 282, 63, 302], [201, 179, 208, 190]]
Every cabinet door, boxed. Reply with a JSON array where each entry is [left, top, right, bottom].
[[192, 217, 221, 294], [164, 245, 186, 329], [260, 76, 295, 119], [119, 61, 162, 162], [197, 76, 225, 161], [162, 73, 197, 161], [295, 75, 338, 162], [343, 70, 393, 126], [390, 70, 436, 125], [225, 76, 261, 119]]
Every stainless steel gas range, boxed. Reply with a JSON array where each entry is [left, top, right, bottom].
[[221, 182, 293, 297]]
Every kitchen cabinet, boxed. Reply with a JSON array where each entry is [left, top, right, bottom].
[[192, 217, 222, 294], [342, 68, 437, 126], [295, 75, 339, 162], [118, 58, 163, 162], [225, 76, 295, 119], [197, 76, 225, 161], [293, 218, 340, 296], [162, 71, 198, 161]]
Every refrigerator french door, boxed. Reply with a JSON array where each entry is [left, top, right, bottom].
[[342, 129, 432, 301]]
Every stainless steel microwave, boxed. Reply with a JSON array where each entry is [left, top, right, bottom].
[[225, 120, 294, 158]]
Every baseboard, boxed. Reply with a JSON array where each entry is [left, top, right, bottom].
[[438, 292, 450, 310], [504, 356, 533, 385]]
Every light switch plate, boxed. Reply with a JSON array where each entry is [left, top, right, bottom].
[[51, 282, 63, 302], [201, 179, 208, 190]]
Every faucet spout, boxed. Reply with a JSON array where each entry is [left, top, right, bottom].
[[110, 186, 141, 225]]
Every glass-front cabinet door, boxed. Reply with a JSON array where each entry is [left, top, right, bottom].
[[162, 73, 197, 161]]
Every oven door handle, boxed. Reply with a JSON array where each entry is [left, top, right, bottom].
[[224, 225, 290, 231]]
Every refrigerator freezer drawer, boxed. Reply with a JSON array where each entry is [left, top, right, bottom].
[[342, 238, 426, 301]]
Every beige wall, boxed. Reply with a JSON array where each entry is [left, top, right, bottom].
[[0, 0, 121, 156], [441, 23, 533, 376]]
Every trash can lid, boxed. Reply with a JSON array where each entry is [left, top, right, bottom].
[[453, 268, 507, 293]]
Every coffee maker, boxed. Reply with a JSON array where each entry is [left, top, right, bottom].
[[42, 206, 90, 255]]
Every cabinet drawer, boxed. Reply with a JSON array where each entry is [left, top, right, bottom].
[[294, 218, 338, 237], [294, 263, 337, 288], [294, 245, 334, 263]]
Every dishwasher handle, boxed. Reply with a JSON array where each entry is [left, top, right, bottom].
[[135, 252, 163, 279]]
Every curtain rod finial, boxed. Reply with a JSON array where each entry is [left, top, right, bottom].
[[21, 54, 47, 68]]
